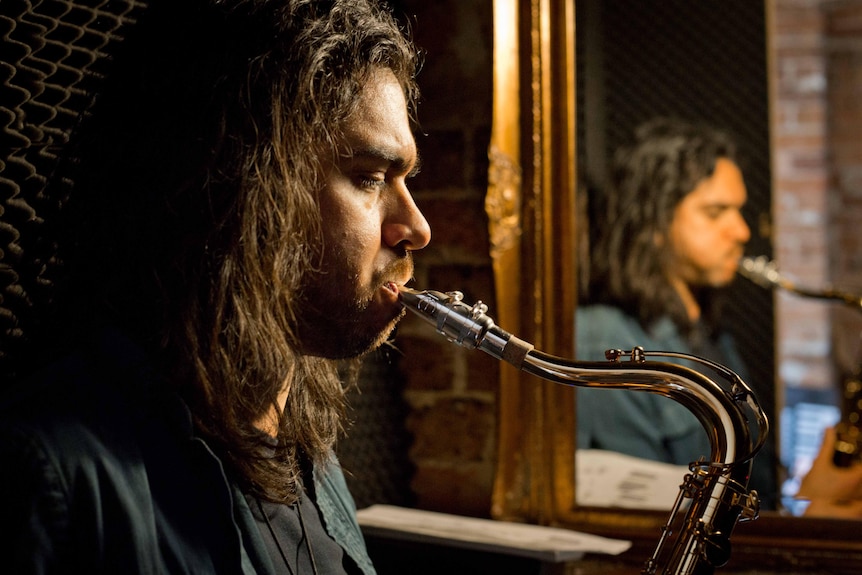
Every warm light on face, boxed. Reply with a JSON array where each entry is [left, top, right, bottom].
[[667, 158, 750, 289]]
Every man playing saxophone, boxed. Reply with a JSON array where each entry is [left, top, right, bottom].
[[574, 118, 778, 509]]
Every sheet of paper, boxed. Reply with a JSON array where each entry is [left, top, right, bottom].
[[576, 448, 689, 510], [356, 504, 632, 562]]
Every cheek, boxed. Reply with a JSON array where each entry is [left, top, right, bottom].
[[688, 234, 722, 264], [320, 194, 359, 244], [324, 203, 380, 246], [321, 210, 382, 272], [670, 225, 714, 267]]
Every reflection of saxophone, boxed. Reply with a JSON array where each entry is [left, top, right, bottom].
[[738, 256, 862, 467], [738, 256, 862, 309], [399, 286, 767, 575]]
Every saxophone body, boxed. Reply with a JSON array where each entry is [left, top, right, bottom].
[[399, 287, 768, 575]]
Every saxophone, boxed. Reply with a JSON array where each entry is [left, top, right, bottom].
[[738, 256, 862, 309], [738, 256, 862, 467], [399, 286, 768, 575]]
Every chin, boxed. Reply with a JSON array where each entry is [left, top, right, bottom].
[[361, 312, 404, 353], [710, 274, 737, 288], [304, 310, 404, 359]]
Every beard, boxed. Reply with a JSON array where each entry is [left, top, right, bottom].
[[295, 254, 414, 359], [300, 297, 406, 359]]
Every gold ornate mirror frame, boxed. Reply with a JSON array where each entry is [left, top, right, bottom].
[[486, 0, 862, 572], [486, 0, 577, 525]]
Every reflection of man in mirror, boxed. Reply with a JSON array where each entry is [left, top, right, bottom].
[[575, 117, 777, 510]]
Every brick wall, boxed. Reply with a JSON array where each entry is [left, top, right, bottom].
[[772, 0, 833, 397], [772, 0, 862, 404], [825, 1, 862, 376], [391, 0, 499, 518]]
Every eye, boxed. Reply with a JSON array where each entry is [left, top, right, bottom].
[[704, 206, 726, 220], [356, 173, 387, 192]]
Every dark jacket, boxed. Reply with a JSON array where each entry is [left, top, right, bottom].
[[0, 329, 375, 574]]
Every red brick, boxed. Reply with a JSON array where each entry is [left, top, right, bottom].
[[418, 196, 492, 261], [395, 334, 456, 392], [406, 398, 495, 461], [410, 465, 495, 518]]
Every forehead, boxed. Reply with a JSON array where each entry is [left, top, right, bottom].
[[684, 158, 747, 205], [340, 68, 415, 156]]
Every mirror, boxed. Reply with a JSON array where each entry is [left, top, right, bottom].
[[488, 0, 862, 571], [575, 0, 780, 509]]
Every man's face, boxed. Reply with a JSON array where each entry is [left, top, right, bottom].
[[667, 157, 751, 288], [298, 68, 431, 358]]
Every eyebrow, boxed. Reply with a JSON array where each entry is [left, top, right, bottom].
[[700, 200, 744, 209]]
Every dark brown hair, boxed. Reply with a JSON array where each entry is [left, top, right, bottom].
[[56, 0, 420, 503], [583, 117, 739, 333]]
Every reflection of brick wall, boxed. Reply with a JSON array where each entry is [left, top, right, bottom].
[[826, 2, 862, 375], [391, 0, 499, 518], [772, 0, 862, 401]]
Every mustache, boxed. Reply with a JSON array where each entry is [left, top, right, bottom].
[[374, 252, 415, 287], [347, 253, 415, 312]]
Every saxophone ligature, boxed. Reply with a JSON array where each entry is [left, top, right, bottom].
[[399, 286, 768, 575], [738, 256, 862, 467]]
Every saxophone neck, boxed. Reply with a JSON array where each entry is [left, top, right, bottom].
[[399, 286, 768, 466]]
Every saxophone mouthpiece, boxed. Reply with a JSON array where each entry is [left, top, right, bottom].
[[396, 286, 533, 367], [397, 286, 467, 326], [396, 285, 430, 309], [396, 286, 484, 348], [738, 256, 780, 288]]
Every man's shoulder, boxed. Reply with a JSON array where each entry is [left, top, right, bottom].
[[576, 304, 649, 340], [574, 305, 690, 361], [577, 304, 639, 325], [575, 305, 645, 360], [0, 329, 177, 470]]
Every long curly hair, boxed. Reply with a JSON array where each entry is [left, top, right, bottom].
[[583, 117, 739, 334], [50, 0, 420, 503]]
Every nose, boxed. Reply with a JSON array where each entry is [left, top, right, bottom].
[[383, 184, 431, 251], [732, 210, 751, 244]]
